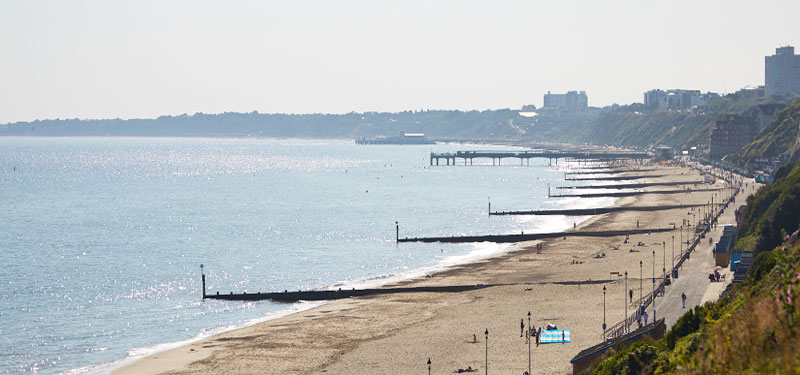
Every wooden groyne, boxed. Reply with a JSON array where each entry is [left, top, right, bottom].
[[548, 188, 722, 198], [564, 174, 665, 181], [564, 168, 657, 175], [555, 181, 705, 189], [430, 150, 649, 166], [202, 284, 497, 303], [397, 227, 673, 244], [489, 203, 718, 216]]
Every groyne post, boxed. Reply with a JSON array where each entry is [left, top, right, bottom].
[[201, 264, 206, 299]]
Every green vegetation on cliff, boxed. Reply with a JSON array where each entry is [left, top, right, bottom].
[[590, 162, 800, 375], [726, 98, 800, 169], [545, 95, 797, 151]]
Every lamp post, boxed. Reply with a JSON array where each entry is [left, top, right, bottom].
[[652, 250, 656, 322], [484, 329, 489, 375], [662, 241, 666, 282], [671, 235, 675, 274], [602, 286, 607, 340], [624, 271, 628, 333], [527, 311, 531, 375], [427, 358, 431, 375], [639, 260, 643, 303]]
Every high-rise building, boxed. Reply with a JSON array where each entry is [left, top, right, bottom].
[[643, 89, 717, 110], [543, 91, 588, 112], [765, 46, 800, 96]]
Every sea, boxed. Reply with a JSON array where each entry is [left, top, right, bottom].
[[0, 137, 617, 374]]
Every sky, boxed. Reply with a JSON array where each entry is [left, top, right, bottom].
[[1, 0, 799, 124]]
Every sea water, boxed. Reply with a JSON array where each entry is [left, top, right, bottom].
[[0, 137, 615, 374]]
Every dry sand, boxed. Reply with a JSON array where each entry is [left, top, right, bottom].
[[114, 164, 733, 375]]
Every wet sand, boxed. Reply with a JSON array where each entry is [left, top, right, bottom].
[[114, 164, 729, 375]]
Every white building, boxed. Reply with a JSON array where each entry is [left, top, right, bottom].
[[543, 91, 588, 112], [765, 46, 800, 96], [643, 89, 718, 110]]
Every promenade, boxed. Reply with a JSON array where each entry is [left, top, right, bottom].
[[655, 180, 757, 329]]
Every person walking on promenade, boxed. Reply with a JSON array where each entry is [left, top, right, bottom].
[[629, 289, 633, 303], [681, 292, 687, 308]]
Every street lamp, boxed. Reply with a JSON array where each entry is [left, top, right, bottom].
[[624, 271, 628, 333], [603, 285, 607, 341], [484, 329, 489, 375], [427, 358, 431, 375], [602, 286, 607, 340], [652, 250, 656, 322], [527, 311, 531, 375], [639, 260, 643, 303], [671, 235, 675, 274], [662, 241, 666, 283]]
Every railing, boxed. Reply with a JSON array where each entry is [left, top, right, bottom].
[[602, 197, 727, 341]]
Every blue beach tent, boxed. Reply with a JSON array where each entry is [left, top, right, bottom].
[[540, 329, 571, 343]]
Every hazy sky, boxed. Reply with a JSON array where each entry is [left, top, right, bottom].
[[1, 0, 799, 123]]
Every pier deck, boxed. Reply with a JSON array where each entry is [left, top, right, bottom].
[[430, 150, 649, 166]]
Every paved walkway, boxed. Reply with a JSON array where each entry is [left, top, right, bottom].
[[654, 181, 757, 329]]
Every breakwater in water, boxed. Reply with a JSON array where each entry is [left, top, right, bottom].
[[397, 227, 674, 244], [490, 203, 718, 216]]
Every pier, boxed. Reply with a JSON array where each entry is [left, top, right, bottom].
[[429, 150, 649, 166], [489, 203, 722, 216], [397, 227, 673, 244]]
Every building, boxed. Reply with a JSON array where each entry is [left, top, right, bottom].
[[643, 89, 718, 110], [750, 102, 787, 132], [735, 85, 766, 99], [709, 114, 758, 160], [543, 91, 588, 112], [765, 46, 800, 96]]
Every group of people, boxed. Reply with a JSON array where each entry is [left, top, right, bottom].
[[520, 319, 542, 347]]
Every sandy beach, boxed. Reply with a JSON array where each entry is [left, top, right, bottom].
[[114, 163, 734, 375]]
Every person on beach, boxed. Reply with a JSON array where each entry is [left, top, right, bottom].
[[682, 292, 687, 308], [536, 327, 541, 346], [520, 318, 524, 337]]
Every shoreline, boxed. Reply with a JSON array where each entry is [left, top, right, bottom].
[[105, 198, 601, 374], [114, 163, 719, 375]]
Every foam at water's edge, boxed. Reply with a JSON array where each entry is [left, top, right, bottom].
[[68, 164, 621, 375], [61, 300, 327, 375]]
